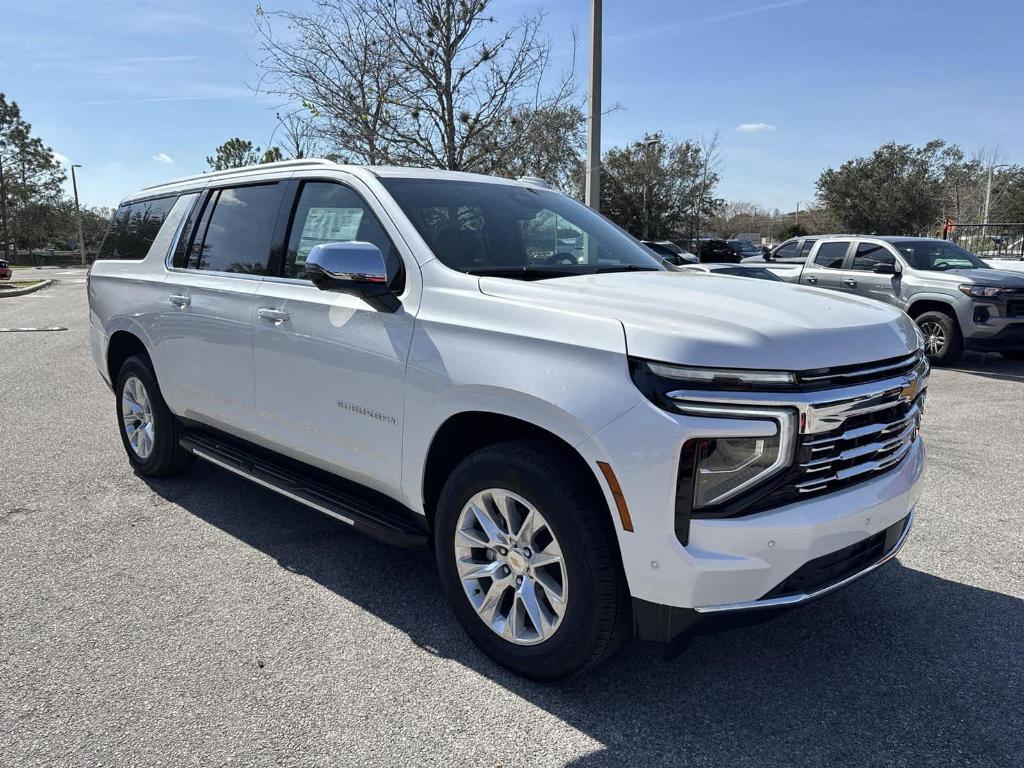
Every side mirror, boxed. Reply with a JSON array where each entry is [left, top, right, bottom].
[[873, 263, 896, 275], [305, 241, 399, 312]]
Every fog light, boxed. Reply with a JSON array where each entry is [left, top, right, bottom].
[[974, 306, 990, 323]]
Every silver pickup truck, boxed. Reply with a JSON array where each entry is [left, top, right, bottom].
[[765, 236, 1024, 365]]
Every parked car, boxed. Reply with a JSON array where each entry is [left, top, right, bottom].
[[764, 236, 1024, 364], [88, 160, 927, 678], [641, 240, 698, 265], [726, 239, 764, 261], [752, 235, 822, 264], [678, 263, 784, 281], [0, 258, 11, 280]]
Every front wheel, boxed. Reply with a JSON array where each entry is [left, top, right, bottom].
[[916, 311, 963, 366], [434, 440, 629, 679]]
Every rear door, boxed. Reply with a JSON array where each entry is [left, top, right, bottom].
[[252, 174, 417, 496], [158, 181, 287, 438], [799, 240, 852, 291], [842, 241, 902, 306]]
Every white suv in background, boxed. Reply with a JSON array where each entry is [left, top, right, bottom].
[[89, 160, 927, 678]]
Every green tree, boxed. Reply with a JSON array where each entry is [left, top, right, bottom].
[[600, 133, 722, 241], [206, 138, 283, 170], [816, 140, 958, 235], [0, 93, 66, 256]]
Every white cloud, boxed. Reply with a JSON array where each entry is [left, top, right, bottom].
[[736, 122, 777, 133], [152, 152, 175, 164], [52, 151, 69, 165]]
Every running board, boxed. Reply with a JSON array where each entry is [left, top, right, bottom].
[[179, 432, 428, 548]]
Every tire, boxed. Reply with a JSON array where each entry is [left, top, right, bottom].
[[115, 354, 194, 477], [999, 350, 1024, 361], [916, 311, 963, 366], [434, 439, 630, 680]]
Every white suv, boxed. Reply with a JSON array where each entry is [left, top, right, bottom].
[[88, 160, 927, 678]]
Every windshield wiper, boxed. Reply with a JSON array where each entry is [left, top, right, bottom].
[[464, 266, 583, 279], [593, 265, 662, 274]]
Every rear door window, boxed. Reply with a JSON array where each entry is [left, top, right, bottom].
[[798, 238, 818, 258], [813, 241, 850, 269], [851, 243, 896, 271], [186, 184, 283, 274], [97, 195, 178, 260]]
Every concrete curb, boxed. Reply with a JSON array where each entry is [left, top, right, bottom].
[[0, 279, 54, 298]]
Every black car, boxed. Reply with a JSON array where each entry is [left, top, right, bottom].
[[641, 240, 698, 265], [697, 239, 745, 263]]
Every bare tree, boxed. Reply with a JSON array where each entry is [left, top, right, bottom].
[[269, 110, 323, 160], [254, 0, 579, 177]]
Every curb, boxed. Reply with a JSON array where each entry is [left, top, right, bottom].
[[0, 279, 54, 298]]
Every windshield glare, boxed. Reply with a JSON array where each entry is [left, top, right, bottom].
[[730, 240, 760, 253], [380, 178, 664, 278], [892, 240, 989, 271]]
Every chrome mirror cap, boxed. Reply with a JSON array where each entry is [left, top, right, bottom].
[[305, 241, 389, 287]]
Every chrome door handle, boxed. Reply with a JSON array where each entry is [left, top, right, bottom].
[[805, 276, 817, 284], [258, 307, 290, 324], [843, 278, 858, 287], [169, 294, 190, 308]]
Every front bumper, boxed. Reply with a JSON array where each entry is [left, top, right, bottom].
[[578, 368, 927, 635], [965, 322, 1024, 351]]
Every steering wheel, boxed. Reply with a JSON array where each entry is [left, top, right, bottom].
[[932, 261, 952, 270], [544, 252, 578, 266]]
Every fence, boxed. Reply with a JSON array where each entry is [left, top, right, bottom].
[[945, 223, 1024, 260], [2, 249, 96, 268]]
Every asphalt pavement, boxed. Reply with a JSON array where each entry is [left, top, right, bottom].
[[1, 276, 1022, 767]]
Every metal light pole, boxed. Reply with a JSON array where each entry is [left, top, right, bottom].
[[983, 163, 1009, 225], [0, 155, 8, 260], [642, 136, 661, 240], [795, 201, 802, 228], [71, 164, 86, 266], [584, 0, 602, 212]]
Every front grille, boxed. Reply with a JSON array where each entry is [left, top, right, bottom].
[[796, 351, 922, 389], [761, 514, 909, 599]]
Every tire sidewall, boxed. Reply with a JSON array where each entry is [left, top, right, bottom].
[[916, 311, 962, 365], [115, 355, 176, 473], [434, 449, 617, 678]]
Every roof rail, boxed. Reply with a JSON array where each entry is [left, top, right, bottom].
[[141, 158, 339, 191]]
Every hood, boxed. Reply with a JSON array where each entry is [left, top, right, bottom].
[[921, 268, 1024, 286], [479, 270, 920, 370]]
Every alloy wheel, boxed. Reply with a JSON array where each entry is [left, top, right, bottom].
[[920, 321, 946, 356], [454, 488, 568, 646], [121, 375, 155, 459]]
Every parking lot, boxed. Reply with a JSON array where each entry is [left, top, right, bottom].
[[1, 276, 1022, 767]]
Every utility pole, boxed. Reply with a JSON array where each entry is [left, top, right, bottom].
[[0, 156, 8, 260], [795, 201, 802, 228], [71, 164, 86, 266], [642, 136, 661, 240], [584, 0, 602, 212]]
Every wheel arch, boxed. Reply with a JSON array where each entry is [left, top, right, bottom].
[[906, 297, 958, 321], [106, 328, 151, 385], [419, 410, 610, 535]]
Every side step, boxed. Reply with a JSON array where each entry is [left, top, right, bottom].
[[180, 432, 429, 548]]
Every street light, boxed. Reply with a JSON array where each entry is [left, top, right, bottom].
[[642, 136, 662, 240], [585, 0, 602, 212], [983, 163, 1009, 225], [70, 164, 86, 266]]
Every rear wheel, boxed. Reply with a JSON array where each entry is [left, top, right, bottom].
[[115, 354, 193, 477], [434, 440, 629, 679], [916, 311, 963, 366]]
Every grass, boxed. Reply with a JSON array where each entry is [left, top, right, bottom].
[[0, 279, 45, 290]]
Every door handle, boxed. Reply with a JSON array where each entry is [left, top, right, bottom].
[[843, 278, 858, 287], [169, 294, 190, 308], [258, 307, 291, 324], [805, 276, 817, 284]]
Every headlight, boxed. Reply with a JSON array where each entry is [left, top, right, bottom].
[[691, 433, 783, 507], [642, 361, 796, 389], [958, 284, 1010, 298]]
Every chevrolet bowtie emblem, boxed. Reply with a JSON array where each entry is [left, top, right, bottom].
[[900, 377, 921, 401]]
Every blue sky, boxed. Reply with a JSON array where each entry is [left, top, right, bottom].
[[3, 0, 1023, 210]]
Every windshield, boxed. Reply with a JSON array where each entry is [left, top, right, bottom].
[[729, 240, 761, 253], [380, 178, 664, 278], [891, 240, 989, 271], [651, 241, 683, 255]]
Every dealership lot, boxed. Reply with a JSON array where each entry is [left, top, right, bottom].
[[1, 278, 1022, 768]]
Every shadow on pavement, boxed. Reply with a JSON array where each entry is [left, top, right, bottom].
[[145, 463, 1024, 767], [947, 351, 1024, 383]]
